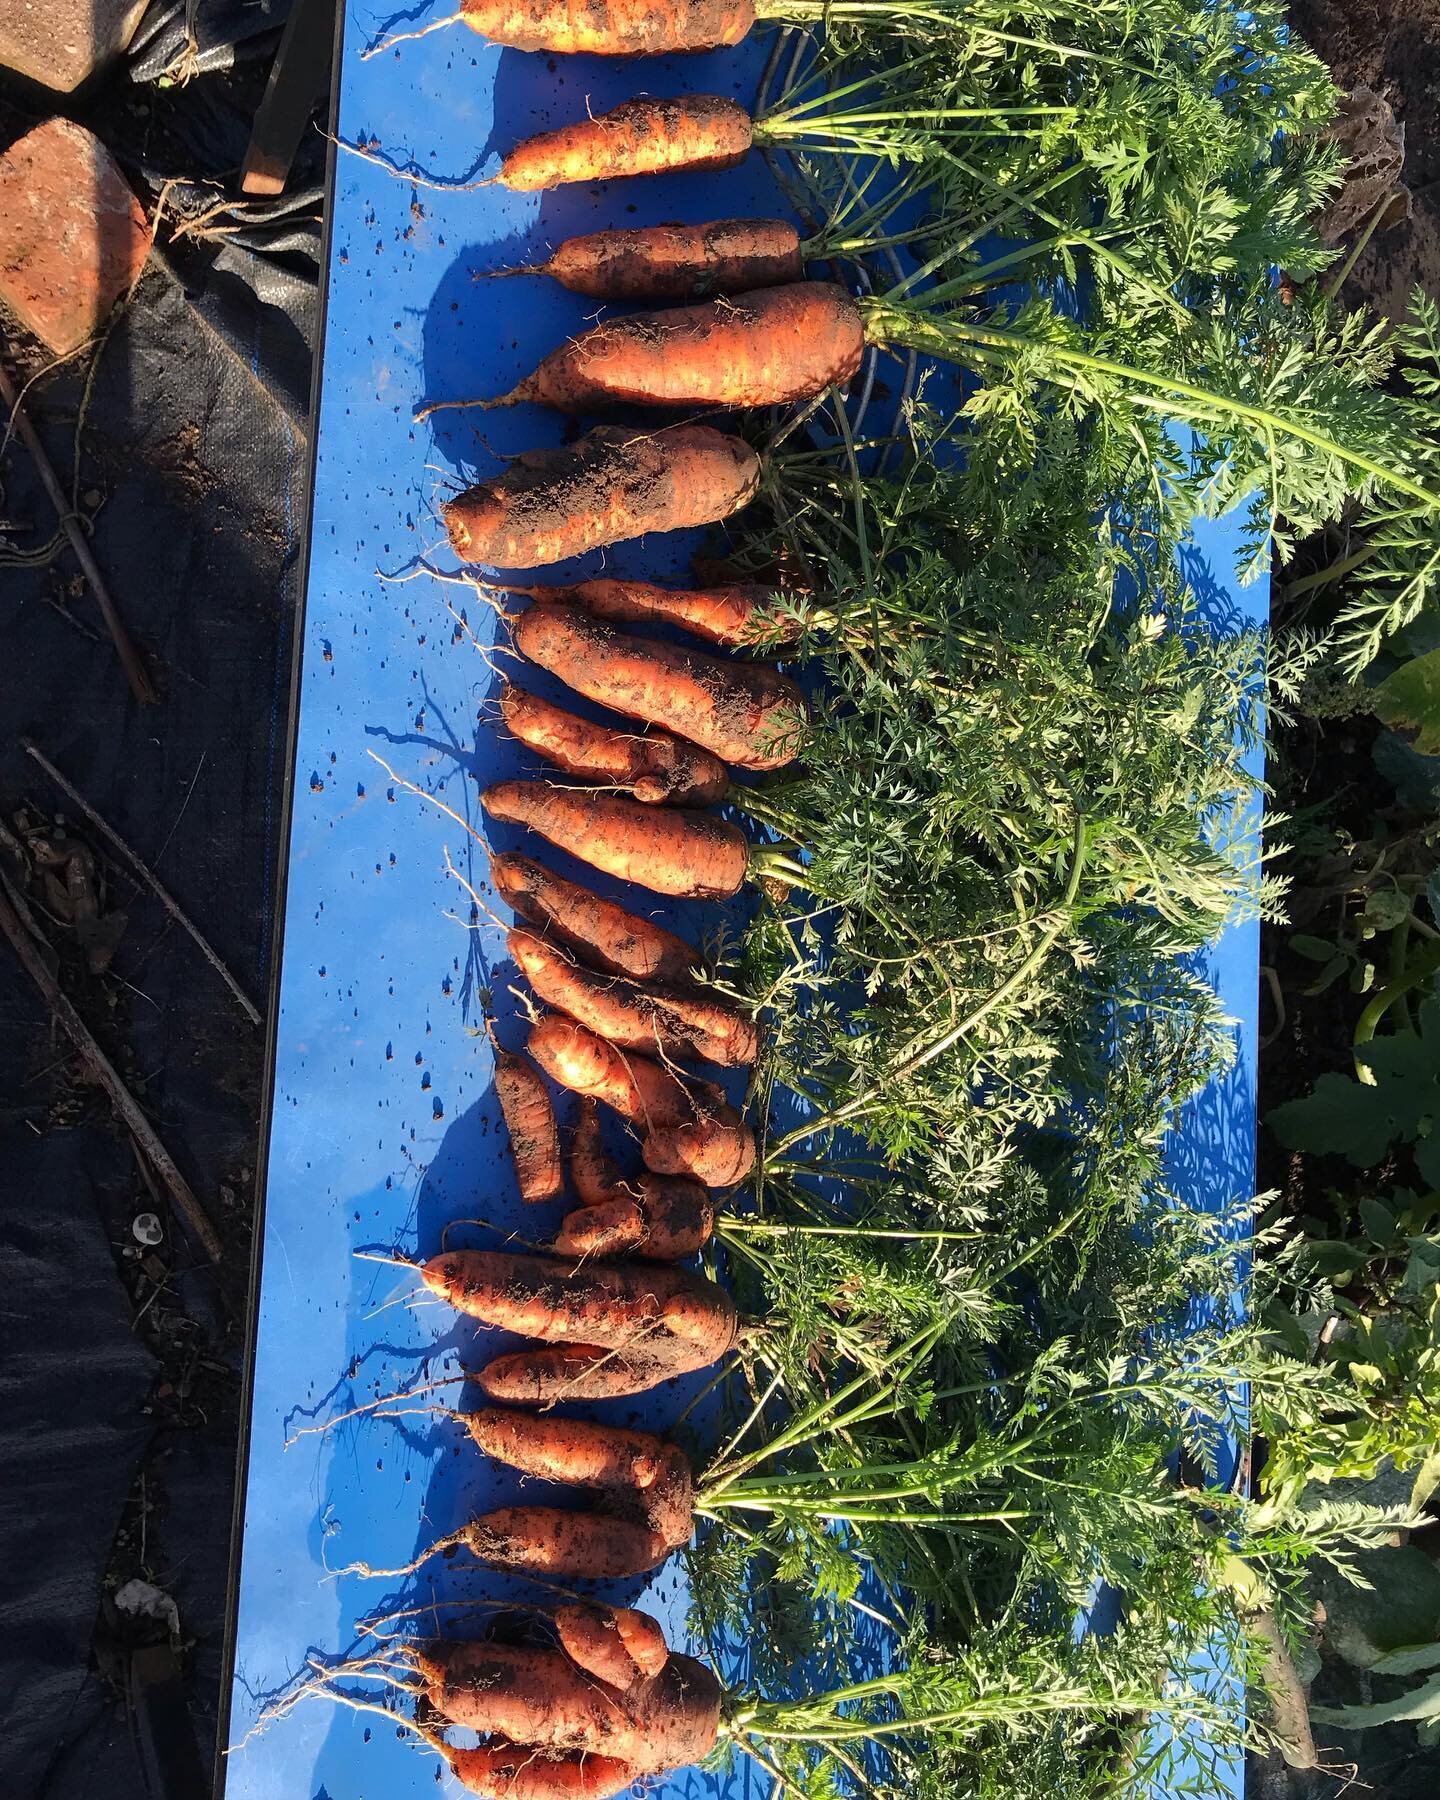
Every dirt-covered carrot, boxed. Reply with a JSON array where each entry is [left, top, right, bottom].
[[371, 0, 756, 58], [503, 217, 804, 302], [553, 1178, 714, 1261], [528, 1015, 707, 1132], [443, 424, 759, 568], [529, 1016, 755, 1185], [485, 283, 865, 414], [416, 1635, 724, 1773], [512, 603, 805, 772], [554, 1602, 669, 1688], [419, 1248, 739, 1399], [570, 1095, 637, 1206], [500, 683, 728, 806], [510, 928, 756, 1067], [495, 95, 752, 192], [483, 780, 750, 900], [448, 1739, 637, 1800], [493, 1042, 563, 1203], [643, 1111, 755, 1189], [491, 852, 701, 987], [516, 575, 795, 649]]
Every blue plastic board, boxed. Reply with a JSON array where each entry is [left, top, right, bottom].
[[220, 7, 1263, 1798]]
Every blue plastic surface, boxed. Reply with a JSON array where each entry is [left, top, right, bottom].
[[221, 8, 1263, 1797]]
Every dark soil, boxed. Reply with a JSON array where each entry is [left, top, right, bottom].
[[1290, 0, 1440, 320], [1253, 7, 1440, 1800]]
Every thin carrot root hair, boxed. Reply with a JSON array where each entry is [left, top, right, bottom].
[[415, 394, 507, 423], [360, 13, 463, 60], [442, 846, 510, 934], [330, 1525, 470, 1583], [440, 1212, 545, 1252], [284, 1376, 466, 1447]]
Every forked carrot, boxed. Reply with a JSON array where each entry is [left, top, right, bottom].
[[554, 1602, 669, 1688], [500, 683, 728, 806], [552, 1176, 715, 1261]]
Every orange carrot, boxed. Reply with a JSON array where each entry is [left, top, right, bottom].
[[512, 603, 805, 772], [643, 1112, 755, 1188], [419, 1248, 739, 1400], [493, 1045, 563, 1203], [461, 1507, 672, 1578], [448, 1740, 637, 1800], [491, 852, 701, 987], [554, 1602, 668, 1689], [419, 1636, 724, 1773], [443, 424, 759, 568], [482, 780, 749, 899], [497, 95, 752, 192], [509, 928, 755, 1067], [553, 1176, 714, 1261], [570, 1095, 637, 1207], [489, 282, 865, 413], [511, 217, 804, 302], [500, 683, 728, 806], [527, 1015, 703, 1131], [517, 574, 796, 649], [461, 0, 754, 55], [528, 1017, 754, 1185], [464, 1405, 671, 1491]]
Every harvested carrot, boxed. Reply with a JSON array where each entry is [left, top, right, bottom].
[[570, 1095, 637, 1206], [342, 1409, 695, 1579], [500, 683, 728, 806], [553, 1175, 714, 1261], [419, 1248, 739, 1399], [512, 603, 805, 772], [508, 217, 804, 302], [487, 283, 865, 413], [516, 574, 794, 649], [418, 1636, 724, 1773], [493, 1044, 563, 1203], [496, 95, 752, 192], [491, 852, 700, 987], [509, 928, 755, 1067], [448, 1740, 637, 1800], [555, 1602, 668, 1689], [443, 424, 759, 568], [527, 1015, 703, 1132], [381, 0, 756, 57], [644, 1112, 755, 1189], [465, 1405, 671, 1491], [462, 1506, 673, 1578], [483, 780, 750, 900]]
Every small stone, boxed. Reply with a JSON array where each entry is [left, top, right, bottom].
[[0, 119, 152, 354], [0, 0, 149, 95]]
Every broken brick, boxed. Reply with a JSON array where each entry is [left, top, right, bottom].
[[0, 0, 150, 95], [0, 118, 152, 355]]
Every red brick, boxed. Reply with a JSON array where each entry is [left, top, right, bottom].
[[0, 0, 150, 95], [0, 118, 152, 355]]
